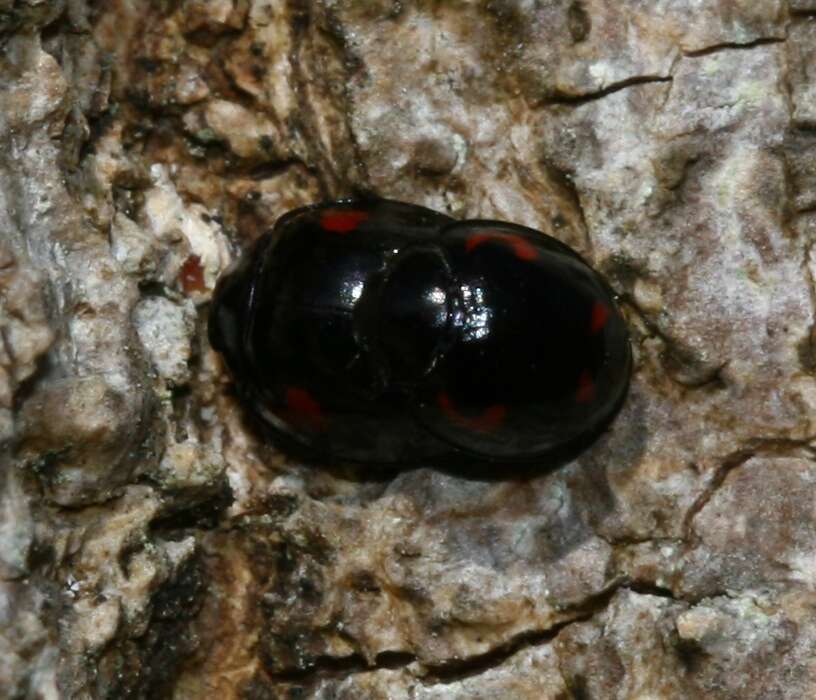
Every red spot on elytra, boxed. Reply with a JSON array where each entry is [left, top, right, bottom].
[[590, 302, 609, 334], [285, 386, 326, 430], [319, 209, 369, 234], [575, 370, 595, 404], [465, 232, 539, 262], [438, 391, 506, 433], [180, 254, 206, 293]]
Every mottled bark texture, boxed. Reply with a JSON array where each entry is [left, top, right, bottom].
[[2, 0, 816, 698]]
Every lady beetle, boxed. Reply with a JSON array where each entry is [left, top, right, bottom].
[[209, 198, 631, 465]]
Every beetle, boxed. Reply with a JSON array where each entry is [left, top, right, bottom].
[[208, 198, 631, 466]]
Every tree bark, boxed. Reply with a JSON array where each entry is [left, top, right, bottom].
[[3, 1, 816, 697]]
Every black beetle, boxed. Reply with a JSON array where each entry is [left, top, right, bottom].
[[209, 198, 631, 465]]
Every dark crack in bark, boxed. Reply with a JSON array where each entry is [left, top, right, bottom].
[[264, 579, 680, 689], [261, 583, 623, 689], [682, 450, 756, 544], [598, 532, 686, 548], [682, 438, 816, 546], [268, 650, 417, 684], [541, 75, 673, 107], [683, 37, 786, 58], [798, 241, 816, 374], [417, 611, 608, 686]]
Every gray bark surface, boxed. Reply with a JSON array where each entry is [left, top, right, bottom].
[[2, 1, 816, 698]]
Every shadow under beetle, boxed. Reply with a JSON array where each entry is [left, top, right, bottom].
[[209, 198, 631, 466]]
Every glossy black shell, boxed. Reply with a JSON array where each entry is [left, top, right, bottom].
[[209, 198, 631, 465]]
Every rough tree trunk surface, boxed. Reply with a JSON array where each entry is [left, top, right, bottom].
[[2, 0, 816, 698]]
